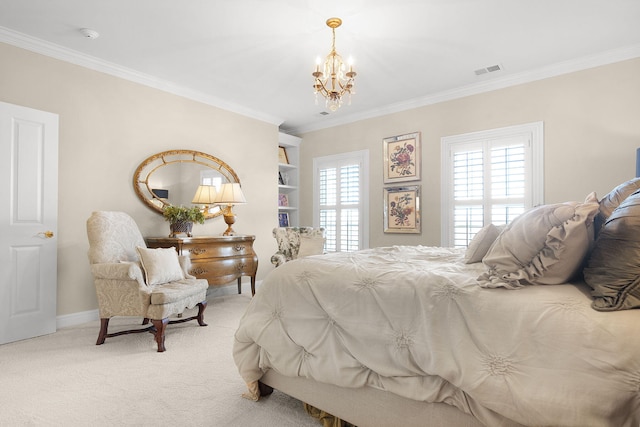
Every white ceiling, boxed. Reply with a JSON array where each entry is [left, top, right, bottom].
[[1, 0, 640, 134]]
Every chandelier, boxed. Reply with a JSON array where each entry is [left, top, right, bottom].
[[313, 17, 357, 112]]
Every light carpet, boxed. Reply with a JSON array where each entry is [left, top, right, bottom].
[[0, 294, 320, 427]]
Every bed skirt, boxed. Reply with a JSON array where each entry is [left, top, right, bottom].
[[260, 370, 511, 427]]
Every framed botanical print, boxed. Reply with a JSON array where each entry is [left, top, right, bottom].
[[383, 185, 421, 234], [383, 132, 421, 183]]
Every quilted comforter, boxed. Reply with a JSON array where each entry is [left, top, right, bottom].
[[233, 246, 640, 426]]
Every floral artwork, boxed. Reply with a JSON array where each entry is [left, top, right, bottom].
[[383, 132, 421, 183], [389, 192, 415, 227], [389, 141, 415, 178], [384, 186, 421, 233]]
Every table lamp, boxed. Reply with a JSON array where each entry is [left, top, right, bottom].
[[215, 183, 247, 236], [191, 185, 218, 215]]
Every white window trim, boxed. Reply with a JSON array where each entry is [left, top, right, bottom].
[[313, 149, 370, 250], [440, 121, 544, 246]]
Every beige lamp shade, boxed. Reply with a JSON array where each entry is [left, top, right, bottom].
[[214, 183, 247, 205], [191, 185, 218, 205]]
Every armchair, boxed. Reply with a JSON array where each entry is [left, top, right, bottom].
[[86, 211, 208, 352], [271, 227, 326, 267]]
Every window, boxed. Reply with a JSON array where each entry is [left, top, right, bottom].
[[441, 122, 543, 247], [314, 150, 369, 252]]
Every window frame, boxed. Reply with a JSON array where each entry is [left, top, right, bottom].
[[440, 122, 544, 247], [313, 149, 370, 252]]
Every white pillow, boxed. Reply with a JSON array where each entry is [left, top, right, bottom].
[[136, 246, 185, 286], [297, 235, 325, 259], [478, 192, 599, 289], [464, 224, 502, 264]]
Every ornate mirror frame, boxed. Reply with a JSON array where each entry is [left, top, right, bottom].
[[133, 149, 240, 219]]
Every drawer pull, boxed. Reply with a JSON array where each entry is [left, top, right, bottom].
[[190, 248, 208, 255], [233, 244, 245, 252], [190, 267, 209, 276], [236, 263, 246, 271]]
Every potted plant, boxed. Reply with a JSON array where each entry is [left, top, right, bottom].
[[162, 205, 206, 237]]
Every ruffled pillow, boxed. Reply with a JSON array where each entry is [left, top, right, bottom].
[[478, 193, 599, 289]]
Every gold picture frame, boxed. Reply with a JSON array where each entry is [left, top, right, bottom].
[[278, 146, 289, 164], [383, 185, 421, 234], [383, 132, 421, 183]]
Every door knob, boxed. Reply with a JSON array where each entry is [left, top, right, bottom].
[[38, 231, 54, 238]]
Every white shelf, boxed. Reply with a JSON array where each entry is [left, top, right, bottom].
[[278, 163, 297, 170], [278, 185, 296, 192], [278, 133, 301, 227]]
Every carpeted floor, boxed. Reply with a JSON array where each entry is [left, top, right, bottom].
[[0, 294, 320, 426]]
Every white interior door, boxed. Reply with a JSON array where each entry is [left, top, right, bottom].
[[0, 101, 59, 345]]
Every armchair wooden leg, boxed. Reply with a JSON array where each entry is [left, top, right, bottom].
[[151, 318, 169, 352], [96, 318, 109, 345], [142, 318, 150, 325], [196, 301, 208, 326]]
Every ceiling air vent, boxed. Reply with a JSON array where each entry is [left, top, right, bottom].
[[474, 64, 503, 76], [319, 111, 330, 116]]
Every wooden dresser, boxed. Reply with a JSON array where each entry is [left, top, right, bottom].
[[145, 235, 258, 295]]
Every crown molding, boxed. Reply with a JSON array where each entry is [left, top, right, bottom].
[[290, 43, 640, 135], [3, 25, 638, 135], [0, 26, 284, 126]]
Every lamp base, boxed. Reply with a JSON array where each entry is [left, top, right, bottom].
[[222, 213, 237, 236]]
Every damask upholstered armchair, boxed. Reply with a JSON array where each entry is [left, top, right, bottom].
[[86, 211, 209, 352], [271, 227, 326, 267]]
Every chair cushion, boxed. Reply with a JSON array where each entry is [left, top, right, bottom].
[[136, 246, 184, 286], [149, 279, 209, 305]]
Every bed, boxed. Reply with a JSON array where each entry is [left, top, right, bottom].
[[233, 179, 640, 427]]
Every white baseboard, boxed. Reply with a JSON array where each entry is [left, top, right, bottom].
[[57, 309, 99, 329], [55, 279, 262, 329]]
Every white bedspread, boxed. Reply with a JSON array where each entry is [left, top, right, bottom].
[[233, 246, 640, 426]]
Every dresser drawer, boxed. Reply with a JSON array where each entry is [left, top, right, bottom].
[[190, 256, 257, 285], [182, 241, 253, 259]]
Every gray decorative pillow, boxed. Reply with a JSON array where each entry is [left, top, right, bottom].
[[478, 193, 599, 289], [594, 178, 640, 237], [464, 224, 502, 264], [584, 188, 640, 311], [136, 246, 185, 286]]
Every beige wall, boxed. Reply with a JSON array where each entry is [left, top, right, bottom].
[[299, 58, 640, 248], [2, 39, 639, 318], [0, 42, 280, 316]]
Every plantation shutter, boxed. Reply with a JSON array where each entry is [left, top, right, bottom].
[[315, 150, 369, 252], [442, 122, 543, 247]]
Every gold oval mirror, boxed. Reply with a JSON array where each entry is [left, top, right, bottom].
[[133, 150, 240, 219]]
